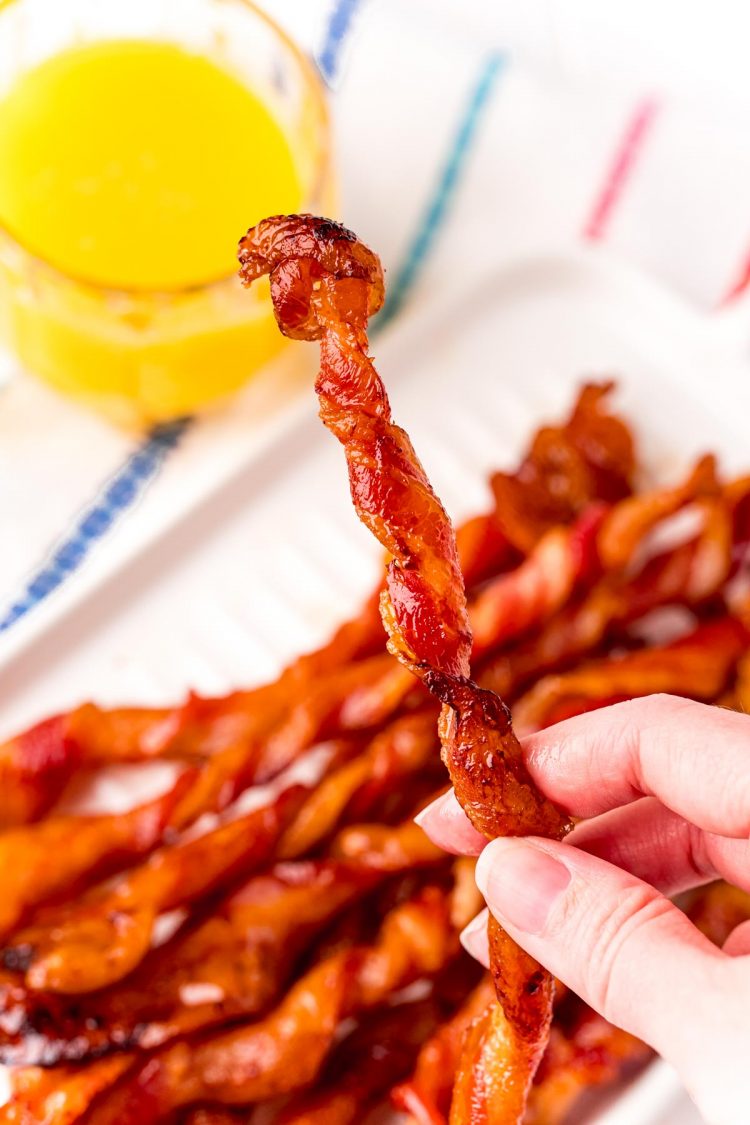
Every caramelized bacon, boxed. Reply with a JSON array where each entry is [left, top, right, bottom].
[[469, 505, 607, 661], [596, 453, 718, 570], [0, 714, 82, 828], [275, 995, 450, 1125], [21, 886, 461, 1124], [0, 381, 633, 838], [480, 489, 740, 706], [277, 708, 438, 858], [0, 767, 194, 941], [512, 615, 749, 734], [0, 817, 444, 1066], [0, 591, 385, 830], [0, 1056, 133, 1125], [490, 382, 634, 553], [2, 783, 308, 994], [393, 975, 495, 1124], [238, 214, 572, 1123]]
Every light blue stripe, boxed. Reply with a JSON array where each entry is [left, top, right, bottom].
[[0, 418, 190, 634], [316, 0, 363, 85], [376, 53, 504, 331]]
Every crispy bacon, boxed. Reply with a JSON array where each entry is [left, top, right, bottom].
[[393, 975, 496, 1124], [0, 1056, 133, 1125], [0, 592, 385, 830], [596, 453, 718, 570], [277, 708, 438, 858], [238, 214, 572, 1124], [275, 994, 452, 1125], [1, 782, 308, 994], [0, 815, 445, 1066], [0, 385, 636, 845], [469, 505, 607, 661], [512, 615, 749, 734], [18, 885, 462, 1124], [0, 715, 82, 828], [489, 382, 634, 553], [480, 490, 739, 705], [0, 767, 194, 941]]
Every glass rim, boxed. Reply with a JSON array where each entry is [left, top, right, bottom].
[[0, 0, 331, 301]]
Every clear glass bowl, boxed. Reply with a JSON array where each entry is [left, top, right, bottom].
[[0, 0, 333, 427]]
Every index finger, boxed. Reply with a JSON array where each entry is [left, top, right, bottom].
[[524, 695, 750, 836]]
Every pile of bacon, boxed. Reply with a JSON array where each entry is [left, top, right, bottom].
[[1, 216, 750, 1125]]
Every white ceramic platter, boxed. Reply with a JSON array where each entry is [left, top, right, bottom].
[[3, 247, 749, 1121]]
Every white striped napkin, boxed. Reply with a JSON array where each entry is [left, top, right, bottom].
[[2, 0, 750, 642]]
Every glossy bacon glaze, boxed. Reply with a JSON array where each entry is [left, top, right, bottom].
[[238, 214, 572, 1124]]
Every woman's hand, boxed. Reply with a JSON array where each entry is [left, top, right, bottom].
[[416, 695, 750, 1125]]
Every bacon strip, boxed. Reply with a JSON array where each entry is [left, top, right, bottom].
[[12, 884, 465, 1124], [1, 782, 309, 994], [0, 595, 384, 830], [512, 615, 749, 735], [0, 767, 194, 941], [393, 975, 496, 1125], [237, 214, 572, 1123], [277, 708, 438, 858], [0, 819, 444, 1066], [489, 381, 634, 553], [275, 993, 456, 1125], [480, 489, 742, 707]]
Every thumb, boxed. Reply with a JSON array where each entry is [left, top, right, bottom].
[[473, 837, 729, 1067]]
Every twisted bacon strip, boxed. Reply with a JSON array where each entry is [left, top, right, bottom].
[[0, 819, 444, 1066], [277, 707, 439, 858], [393, 974, 496, 1124], [237, 214, 572, 1123], [0, 766, 194, 941], [10, 883, 466, 1125], [275, 991, 460, 1125], [524, 998, 651, 1125], [478, 482, 742, 706], [1, 779, 310, 993], [512, 614, 749, 735], [0, 594, 385, 830]]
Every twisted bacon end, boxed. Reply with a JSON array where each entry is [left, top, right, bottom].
[[240, 214, 472, 683], [430, 672, 572, 842], [238, 214, 385, 340]]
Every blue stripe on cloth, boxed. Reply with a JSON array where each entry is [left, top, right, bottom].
[[316, 0, 363, 85], [0, 418, 190, 634], [0, 52, 501, 637], [376, 52, 504, 331]]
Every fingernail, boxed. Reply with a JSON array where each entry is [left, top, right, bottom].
[[475, 839, 571, 935], [414, 789, 453, 826], [460, 909, 490, 967], [414, 790, 487, 856]]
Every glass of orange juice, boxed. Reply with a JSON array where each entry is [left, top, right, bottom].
[[0, 0, 332, 427]]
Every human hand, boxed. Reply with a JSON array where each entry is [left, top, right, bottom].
[[416, 695, 750, 1125]]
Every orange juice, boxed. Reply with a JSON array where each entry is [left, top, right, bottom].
[[0, 26, 328, 425], [0, 40, 300, 290]]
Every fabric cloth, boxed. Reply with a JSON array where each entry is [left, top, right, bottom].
[[1, 0, 749, 642]]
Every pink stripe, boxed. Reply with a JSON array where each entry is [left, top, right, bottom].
[[584, 98, 660, 241], [720, 251, 750, 306]]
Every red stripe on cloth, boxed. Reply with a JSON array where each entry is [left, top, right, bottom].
[[583, 98, 660, 241], [720, 251, 750, 306]]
